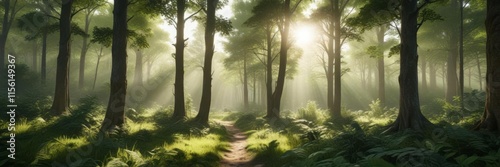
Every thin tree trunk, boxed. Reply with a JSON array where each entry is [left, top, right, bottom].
[[377, 26, 386, 105], [253, 72, 256, 104], [93, 47, 103, 90], [32, 41, 38, 72], [50, 0, 73, 115], [477, 54, 483, 91], [265, 25, 274, 117], [79, 13, 91, 89], [196, 0, 217, 125], [429, 62, 437, 89], [0, 0, 15, 68], [446, 0, 459, 103], [421, 57, 427, 91], [173, 0, 186, 119], [243, 55, 249, 110], [386, 0, 432, 132], [101, 0, 128, 131], [475, 0, 500, 131], [133, 49, 143, 86], [468, 68, 471, 88], [332, 0, 342, 118], [41, 31, 47, 85]]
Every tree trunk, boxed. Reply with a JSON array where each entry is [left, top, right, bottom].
[[79, 13, 91, 89], [133, 49, 143, 86], [446, 0, 460, 103], [32, 41, 38, 72], [475, 0, 500, 132], [101, 0, 128, 131], [377, 26, 386, 105], [477, 54, 483, 91], [326, 0, 335, 116], [386, 0, 432, 132], [173, 0, 186, 120], [270, 0, 291, 119], [332, 0, 342, 118], [0, 0, 13, 68], [93, 47, 103, 90], [265, 25, 274, 118], [421, 57, 427, 91], [41, 32, 47, 85], [429, 62, 437, 88], [243, 55, 249, 110], [50, 0, 73, 115], [196, 0, 217, 125]]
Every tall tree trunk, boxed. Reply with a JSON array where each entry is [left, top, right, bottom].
[[79, 13, 91, 89], [386, 0, 432, 132], [32, 40, 38, 72], [468, 68, 471, 88], [421, 58, 427, 91], [196, 0, 217, 125], [446, 0, 459, 103], [50, 0, 73, 115], [265, 25, 274, 117], [475, 0, 500, 132], [477, 54, 483, 91], [253, 72, 257, 103], [0, 0, 16, 68], [101, 0, 128, 131], [327, 17, 334, 115], [377, 26, 386, 105], [133, 49, 143, 86], [429, 62, 437, 89], [332, 0, 342, 118], [41, 32, 47, 85], [243, 55, 249, 110], [93, 47, 103, 90], [173, 0, 186, 119], [271, 0, 291, 119]]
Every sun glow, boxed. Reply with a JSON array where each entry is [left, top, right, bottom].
[[293, 24, 316, 46]]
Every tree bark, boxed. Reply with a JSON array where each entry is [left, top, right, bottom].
[[93, 47, 103, 90], [446, 0, 459, 103], [386, 0, 432, 132], [50, 0, 73, 115], [377, 26, 386, 105], [327, 1, 335, 116], [421, 58, 427, 92], [429, 62, 437, 89], [173, 0, 186, 120], [79, 12, 91, 89], [41, 31, 47, 85], [475, 0, 500, 132], [270, 0, 291, 119], [0, 0, 17, 68], [332, 0, 342, 118], [196, 0, 217, 125], [265, 25, 274, 118], [32, 41, 38, 72], [477, 54, 483, 91], [133, 49, 143, 86], [243, 55, 249, 110], [101, 0, 128, 131]]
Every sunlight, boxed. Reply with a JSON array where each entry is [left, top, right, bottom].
[[293, 24, 316, 46]]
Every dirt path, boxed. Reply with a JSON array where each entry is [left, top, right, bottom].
[[218, 121, 257, 167]]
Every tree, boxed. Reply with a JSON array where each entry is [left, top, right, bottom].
[[312, 0, 359, 118], [50, 0, 74, 115], [0, 0, 24, 68], [270, 0, 307, 119], [101, 0, 128, 131], [78, 0, 106, 89], [245, 0, 281, 117], [385, 0, 434, 132], [195, 0, 218, 125], [475, 0, 500, 132]]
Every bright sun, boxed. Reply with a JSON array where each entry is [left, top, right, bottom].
[[293, 25, 316, 45]]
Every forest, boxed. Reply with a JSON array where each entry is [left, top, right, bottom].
[[1, 0, 499, 166]]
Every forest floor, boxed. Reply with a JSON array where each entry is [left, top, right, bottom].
[[218, 121, 260, 167]]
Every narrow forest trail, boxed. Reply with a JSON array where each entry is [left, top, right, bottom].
[[218, 121, 259, 167]]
